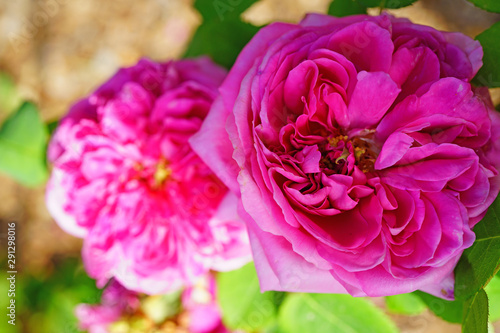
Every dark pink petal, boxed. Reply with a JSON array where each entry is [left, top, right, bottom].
[[442, 32, 483, 79], [389, 47, 440, 99], [380, 144, 478, 192], [376, 132, 415, 169], [283, 60, 319, 111], [377, 78, 490, 148], [343, 71, 400, 130], [423, 191, 474, 266], [327, 21, 394, 73]]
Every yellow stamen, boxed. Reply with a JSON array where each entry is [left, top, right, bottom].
[[354, 146, 366, 159], [154, 159, 172, 187], [328, 135, 348, 147]]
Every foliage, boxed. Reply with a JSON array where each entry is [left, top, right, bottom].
[[328, 0, 417, 15], [473, 21, 500, 87], [466, 0, 500, 13], [184, 0, 260, 68], [385, 293, 426, 315], [278, 293, 398, 333], [328, 0, 367, 16], [217, 263, 282, 332], [0, 102, 48, 186], [357, 0, 418, 8], [414, 291, 463, 324], [462, 289, 489, 333], [455, 197, 500, 300], [217, 264, 398, 333], [485, 275, 500, 321], [2, 257, 101, 333]]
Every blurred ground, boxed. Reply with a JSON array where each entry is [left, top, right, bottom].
[[0, 0, 499, 332]]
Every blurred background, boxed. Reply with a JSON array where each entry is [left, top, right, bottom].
[[0, 0, 499, 332]]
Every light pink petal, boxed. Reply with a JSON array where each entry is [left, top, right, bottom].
[[206, 192, 252, 272], [45, 169, 87, 238], [190, 97, 240, 194], [243, 207, 347, 293], [329, 256, 459, 299]]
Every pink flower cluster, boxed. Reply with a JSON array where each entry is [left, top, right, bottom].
[[46, 58, 251, 294], [191, 14, 500, 298], [76, 276, 231, 333], [46, 12, 500, 302]]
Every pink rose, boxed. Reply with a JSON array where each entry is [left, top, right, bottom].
[[191, 14, 500, 299], [46, 58, 251, 294]]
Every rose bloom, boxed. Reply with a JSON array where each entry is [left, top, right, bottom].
[[46, 58, 251, 294], [191, 14, 500, 299]]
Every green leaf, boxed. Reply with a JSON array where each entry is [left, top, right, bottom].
[[473, 21, 500, 87], [485, 275, 500, 321], [19, 257, 101, 333], [462, 289, 489, 333], [455, 197, 500, 300], [385, 293, 426, 315], [217, 262, 281, 331], [328, 0, 367, 16], [357, 0, 418, 9], [195, 0, 259, 21], [186, 0, 260, 68], [263, 321, 286, 333], [466, 0, 500, 13], [184, 17, 259, 68], [0, 102, 48, 186], [413, 291, 463, 323], [278, 293, 398, 333], [46, 120, 59, 136]]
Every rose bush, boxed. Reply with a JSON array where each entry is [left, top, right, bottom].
[[46, 58, 251, 294], [191, 14, 500, 299]]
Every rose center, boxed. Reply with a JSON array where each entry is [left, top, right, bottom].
[[153, 159, 172, 188], [319, 134, 377, 174], [133, 158, 172, 189]]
